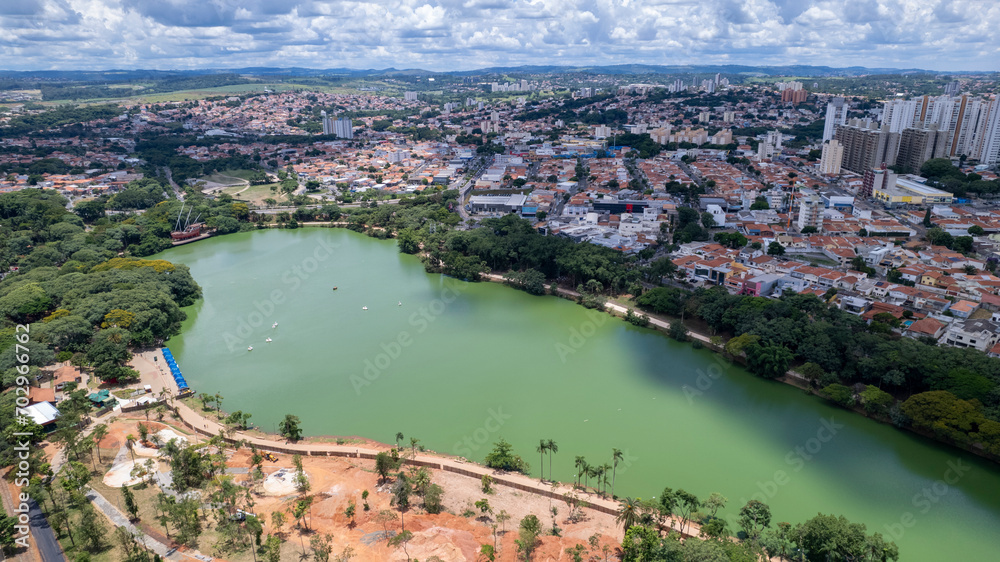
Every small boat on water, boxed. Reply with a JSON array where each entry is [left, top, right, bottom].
[[398, 301, 402, 306], [333, 287, 338, 291], [272, 322, 278, 328], [265, 338, 272, 343], [248, 346, 253, 351], [362, 306, 368, 310]]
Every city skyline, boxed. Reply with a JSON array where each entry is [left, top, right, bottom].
[[1, 0, 998, 72]]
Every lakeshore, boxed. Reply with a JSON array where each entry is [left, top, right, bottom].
[[152, 227, 1000, 562]]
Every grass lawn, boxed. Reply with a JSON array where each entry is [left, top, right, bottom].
[[222, 183, 291, 207]]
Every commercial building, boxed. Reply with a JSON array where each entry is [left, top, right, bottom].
[[872, 177, 954, 207], [468, 194, 527, 214]]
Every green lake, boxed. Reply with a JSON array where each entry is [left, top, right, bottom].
[[158, 228, 1000, 560]]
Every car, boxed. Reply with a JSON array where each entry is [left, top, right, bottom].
[[264, 453, 278, 462]]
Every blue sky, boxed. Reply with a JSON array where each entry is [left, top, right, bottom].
[[1, 0, 997, 72]]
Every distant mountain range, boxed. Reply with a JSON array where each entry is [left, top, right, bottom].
[[0, 64, 992, 82]]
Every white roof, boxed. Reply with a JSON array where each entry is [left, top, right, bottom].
[[24, 402, 60, 425]]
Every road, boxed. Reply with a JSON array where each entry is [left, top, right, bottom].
[[29, 499, 64, 562], [455, 155, 491, 221], [161, 167, 185, 202], [553, 159, 587, 217]]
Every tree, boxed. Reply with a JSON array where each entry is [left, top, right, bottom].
[[545, 439, 558, 482], [344, 500, 356, 527], [310, 534, 334, 562], [704, 492, 727, 518], [375, 451, 399, 483], [744, 342, 793, 379], [0, 514, 19, 554], [969, 225, 985, 236], [516, 514, 542, 560], [279, 414, 302, 441], [794, 513, 898, 562], [90, 424, 108, 463], [701, 212, 717, 229], [610, 448, 623, 499], [122, 485, 140, 521], [76, 504, 108, 552], [750, 196, 769, 210], [675, 489, 699, 534], [923, 208, 934, 227], [535, 440, 548, 482], [801, 226, 818, 234], [263, 534, 282, 562], [484, 438, 529, 474], [738, 500, 771, 545], [616, 497, 641, 530], [767, 241, 785, 256]]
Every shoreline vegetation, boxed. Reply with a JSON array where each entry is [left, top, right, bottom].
[[128, 349, 899, 562], [0, 183, 981, 561]]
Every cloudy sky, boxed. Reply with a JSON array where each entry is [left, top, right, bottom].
[[1, 0, 997, 72]]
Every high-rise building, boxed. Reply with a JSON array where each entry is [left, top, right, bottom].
[[819, 139, 844, 175], [723, 111, 736, 123], [404, 91, 418, 101], [757, 142, 774, 161], [978, 98, 1000, 165], [334, 118, 353, 139], [777, 81, 803, 91], [766, 130, 783, 150], [860, 165, 897, 200], [834, 121, 885, 174], [797, 195, 823, 231], [881, 99, 918, 134], [781, 89, 808, 104], [896, 126, 942, 174], [944, 81, 961, 96], [823, 97, 848, 141], [320, 110, 333, 136]]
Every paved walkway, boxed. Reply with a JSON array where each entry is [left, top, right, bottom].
[[85, 489, 177, 559], [131, 348, 702, 539], [483, 273, 712, 343]]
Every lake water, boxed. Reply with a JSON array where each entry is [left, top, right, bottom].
[[158, 228, 1000, 560]]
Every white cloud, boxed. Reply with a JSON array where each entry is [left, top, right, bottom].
[[0, 0, 996, 71]]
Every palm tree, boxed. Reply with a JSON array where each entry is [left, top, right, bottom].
[[611, 448, 623, 499], [545, 439, 558, 483], [574, 456, 586, 487], [409, 437, 420, 458], [91, 424, 108, 464], [600, 463, 612, 496], [395, 432, 404, 449], [125, 434, 136, 462], [616, 497, 641, 530], [583, 462, 593, 490], [536, 440, 547, 482]]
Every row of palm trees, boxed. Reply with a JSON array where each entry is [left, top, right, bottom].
[[535, 439, 625, 500]]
